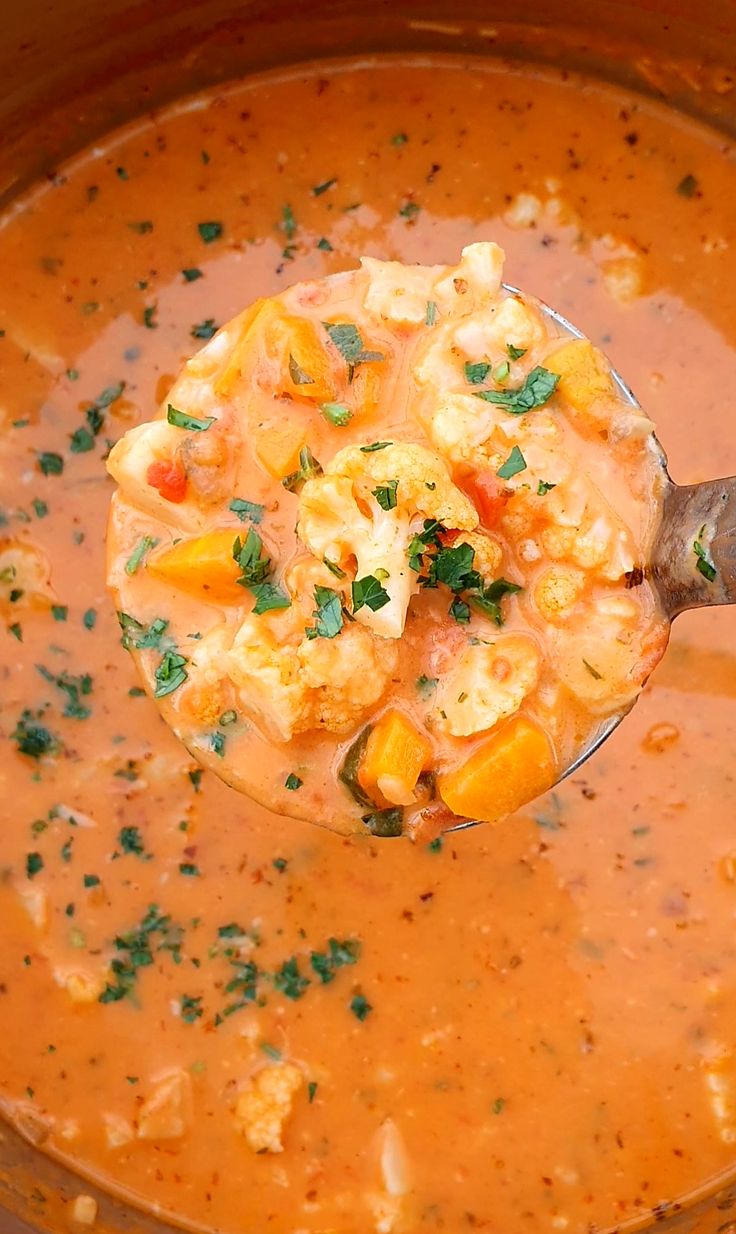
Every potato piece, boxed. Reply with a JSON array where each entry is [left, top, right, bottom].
[[438, 715, 556, 823], [137, 1070, 192, 1142], [147, 529, 243, 603]]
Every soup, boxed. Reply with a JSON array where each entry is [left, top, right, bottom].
[[106, 243, 665, 834], [2, 54, 736, 1234]]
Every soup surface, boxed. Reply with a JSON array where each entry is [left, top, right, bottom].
[[2, 54, 736, 1234], [106, 242, 665, 835]]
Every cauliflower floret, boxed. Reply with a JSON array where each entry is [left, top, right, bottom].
[[225, 561, 399, 741], [435, 634, 540, 737], [433, 242, 505, 313], [423, 392, 568, 487], [362, 256, 446, 325], [533, 564, 587, 624], [297, 442, 477, 638], [234, 1062, 303, 1153], [453, 295, 546, 361], [551, 596, 646, 714], [453, 530, 503, 583]]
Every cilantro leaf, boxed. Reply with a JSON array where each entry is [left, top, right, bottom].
[[694, 527, 716, 581], [229, 497, 264, 523], [288, 354, 314, 385], [306, 586, 344, 640], [474, 365, 560, 414], [507, 344, 527, 361], [352, 575, 390, 614], [464, 361, 491, 384], [250, 583, 291, 615], [537, 480, 556, 495], [153, 649, 189, 698], [372, 479, 398, 511], [198, 221, 223, 243], [496, 445, 527, 480], [323, 322, 384, 378], [191, 319, 218, 340]]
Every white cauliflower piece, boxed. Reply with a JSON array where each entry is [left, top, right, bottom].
[[453, 530, 503, 582], [362, 256, 446, 325], [550, 595, 645, 714], [234, 1062, 303, 1153], [107, 421, 207, 533], [297, 442, 477, 639], [435, 634, 540, 737], [453, 295, 546, 360], [225, 561, 399, 741], [433, 242, 505, 312], [425, 392, 568, 484]]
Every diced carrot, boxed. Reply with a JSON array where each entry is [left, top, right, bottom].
[[438, 715, 556, 824], [273, 313, 335, 404], [147, 529, 244, 603], [350, 363, 382, 418], [545, 339, 613, 413], [357, 709, 433, 807], [146, 460, 187, 503], [254, 419, 308, 480], [463, 470, 507, 528], [214, 299, 268, 397]]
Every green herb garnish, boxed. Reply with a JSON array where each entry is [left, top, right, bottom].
[[372, 479, 398, 511], [198, 221, 223, 243], [229, 497, 264, 523], [306, 586, 344, 640], [474, 365, 560, 414], [282, 445, 323, 494], [153, 649, 189, 698], [167, 404, 215, 432], [352, 575, 390, 614], [496, 445, 527, 480]]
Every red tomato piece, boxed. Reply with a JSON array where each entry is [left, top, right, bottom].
[[146, 460, 187, 503], [465, 470, 507, 528]]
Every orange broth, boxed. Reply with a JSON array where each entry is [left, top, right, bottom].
[[2, 55, 736, 1234]]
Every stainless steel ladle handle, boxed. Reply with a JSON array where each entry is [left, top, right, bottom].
[[652, 477, 736, 618]]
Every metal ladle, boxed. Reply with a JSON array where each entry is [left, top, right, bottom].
[[448, 284, 736, 833]]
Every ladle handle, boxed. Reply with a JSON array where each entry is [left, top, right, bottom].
[[652, 478, 736, 617]]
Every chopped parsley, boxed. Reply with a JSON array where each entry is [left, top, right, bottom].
[[362, 808, 403, 837], [310, 938, 360, 984], [694, 526, 716, 581], [167, 404, 215, 432], [125, 535, 158, 575], [99, 903, 181, 1004], [153, 649, 189, 698], [36, 665, 92, 718], [118, 826, 145, 856], [425, 300, 438, 325], [179, 862, 200, 877], [285, 773, 303, 791], [372, 479, 398, 511], [232, 528, 291, 614], [37, 452, 63, 476], [182, 267, 203, 282], [180, 994, 203, 1023], [32, 498, 48, 518], [82, 608, 97, 630], [273, 956, 310, 1001], [312, 178, 337, 196], [281, 203, 297, 240], [229, 497, 264, 523], [537, 480, 556, 495], [399, 201, 420, 220], [320, 401, 352, 427], [496, 445, 527, 480], [391, 131, 408, 146], [51, 605, 68, 622], [282, 445, 323, 494], [474, 365, 560, 414], [117, 612, 170, 651], [352, 574, 390, 614], [349, 992, 373, 1021], [26, 852, 44, 879], [464, 361, 491, 384], [12, 712, 59, 759], [360, 440, 392, 453], [322, 322, 384, 380], [83, 874, 100, 888], [306, 586, 344, 640], [308, 1081, 318, 1103], [197, 221, 223, 243], [316, 236, 333, 252], [191, 318, 218, 340], [507, 344, 527, 361], [69, 426, 95, 453]]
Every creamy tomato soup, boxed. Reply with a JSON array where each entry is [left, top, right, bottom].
[[106, 243, 666, 835], [2, 55, 736, 1234]]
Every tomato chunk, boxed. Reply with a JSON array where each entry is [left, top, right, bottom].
[[464, 470, 507, 529], [146, 460, 187, 503]]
